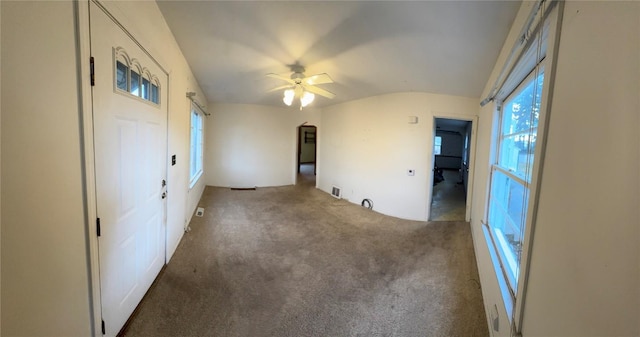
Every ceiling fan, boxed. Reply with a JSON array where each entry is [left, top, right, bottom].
[[267, 65, 335, 109]]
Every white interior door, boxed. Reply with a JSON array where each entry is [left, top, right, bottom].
[[90, 3, 168, 336]]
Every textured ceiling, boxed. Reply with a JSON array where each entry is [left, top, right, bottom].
[[157, 1, 521, 108]]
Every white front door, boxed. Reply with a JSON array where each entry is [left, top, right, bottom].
[[90, 2, 168, 336]]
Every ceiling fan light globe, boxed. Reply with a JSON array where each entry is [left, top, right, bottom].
[[301, 92, 315, 107], [284, 88, 295, 98], [283, 89, 295, 106]]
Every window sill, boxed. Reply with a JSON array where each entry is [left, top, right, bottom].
[[482, 223, 514, 320], [189, 170, 203, 190], [494, 228, 519, 288]]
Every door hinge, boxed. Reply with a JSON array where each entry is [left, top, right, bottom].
[[90, 56, 95, 86], [97, 218, 101, 237], [101, 319, 106, 335]]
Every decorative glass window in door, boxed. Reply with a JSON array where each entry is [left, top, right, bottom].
[[114, 47, 160, 105]]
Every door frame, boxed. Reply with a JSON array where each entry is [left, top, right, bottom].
[[294, 123, 317, 185], [297, 125, 317, 173], [427, 113, 478, 222], [76, 1, 171, 335]]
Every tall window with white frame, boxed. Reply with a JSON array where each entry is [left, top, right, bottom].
[[488, 67, 544, 294], [482, 1, 557, 326], [190, 105, 204, 187]]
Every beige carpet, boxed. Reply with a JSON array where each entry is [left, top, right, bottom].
[[122, 179, 488, 337]]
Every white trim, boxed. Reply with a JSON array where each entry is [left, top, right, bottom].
[[482, 0, 556, 106], [494, 227, 519, 289], [481, 2, 564, 334], [113, 48, 161, 107], [189, 104, 204, 188], [492, 166, 528, 189], [428, 113, 478, 222], [483, 224, 514, 320], [90, 0, 168, 75], [76, 1, 102, 335], [513, 1, 564, 331], [189, 170, 203, 190], [81, 1, 174, 334]]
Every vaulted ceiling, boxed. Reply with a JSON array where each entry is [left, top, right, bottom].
[[157, 1, 521, 108]]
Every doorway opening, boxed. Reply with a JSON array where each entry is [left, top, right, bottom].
[[297, 125, 317, 187], [429, 117, 473, 221]]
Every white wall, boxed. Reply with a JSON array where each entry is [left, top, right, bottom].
[[471, 1, 640, 336], [1, 1, 3, 332], [469, 2, 545, 335], [1, 2, 92, 335], [522, 2, 639, 335], [318, 92, 477, 221], [473, 101, 512, 337], [205, 103, 321, 188], [100, 1, 207, 259], [1, 1, 207, 335]]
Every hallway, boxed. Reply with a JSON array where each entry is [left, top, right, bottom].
[[297, 163, 316, 187], [430, 169, 467, 221]]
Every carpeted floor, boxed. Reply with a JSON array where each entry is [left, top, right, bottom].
[[122, 173, 488, 337]]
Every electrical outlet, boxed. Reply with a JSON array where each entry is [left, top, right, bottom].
[[407, 169, 415, 176]]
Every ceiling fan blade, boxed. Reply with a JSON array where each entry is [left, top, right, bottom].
[[303, 73, 333, 86], [304, 85, 335, 99], [266, 73, 295, 84], [267, 85, 292, 93]]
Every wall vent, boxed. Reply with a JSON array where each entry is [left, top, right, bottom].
[[331, 186, 341, 199]]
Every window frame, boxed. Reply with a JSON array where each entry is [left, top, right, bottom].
[[434, 136, 442, 155], [482, 65, 550, 321], [481, 1, 563, 330], [488, 62, 545, 293], [486, 69, 544, 292], [113, 47, 161, 106], [189, 104, 205, 188]]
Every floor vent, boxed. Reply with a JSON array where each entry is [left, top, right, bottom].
[[331, 186, 342, 199], [195, 207, 204, 217]]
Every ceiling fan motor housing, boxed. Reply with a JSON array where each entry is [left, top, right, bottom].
[[291, 72, 305, 84]]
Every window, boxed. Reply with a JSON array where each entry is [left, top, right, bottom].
[[151, 81, 160, 104], [114, 47, 160, 105], [487, 67, 544, 295], [488, 67, 544, 295], [189, 106, 204, 187], [434, 136, 442, 155], [141, 75, 150, 100], [481, 1, 558, 331], [116, 61, 128, 91], [130, 68, 141, 97], [463, 132, 469, 163]]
